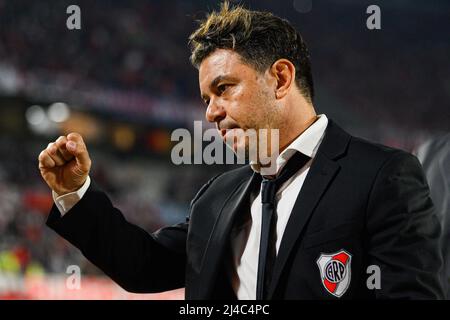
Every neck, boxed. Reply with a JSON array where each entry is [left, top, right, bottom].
[[256, 108, 317, 175], [278, 110, 318, 154]]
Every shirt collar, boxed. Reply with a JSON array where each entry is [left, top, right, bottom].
[[250, 114, 328, 176]]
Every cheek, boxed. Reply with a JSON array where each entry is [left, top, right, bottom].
[[227, 84, 271, 127], [225, 88, 252, 117]]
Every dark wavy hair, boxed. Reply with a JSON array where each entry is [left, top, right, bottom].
[[189, 1, 314, 102]]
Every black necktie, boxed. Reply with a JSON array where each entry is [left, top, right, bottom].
[[256, 151, 311, 300]]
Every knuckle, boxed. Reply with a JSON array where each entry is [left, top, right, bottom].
[[56, 136, 66, 144], [47, 142, 55, 152]]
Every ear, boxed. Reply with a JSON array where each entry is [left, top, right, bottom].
[[270, 59, 296, 100]]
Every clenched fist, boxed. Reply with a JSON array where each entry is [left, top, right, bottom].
[[38, 132, 91, 195]]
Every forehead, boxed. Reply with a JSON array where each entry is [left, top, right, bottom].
[[199, 49, 256, 91]]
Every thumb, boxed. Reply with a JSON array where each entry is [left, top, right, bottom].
[[67, 141, 77, 152], [66, 133, 91, 172]]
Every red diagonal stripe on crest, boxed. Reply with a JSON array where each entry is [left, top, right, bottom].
[[324, 278, 337, 293], [333, 252, 349, 264]]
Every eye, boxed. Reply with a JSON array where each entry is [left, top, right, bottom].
[[217, 84, 230, 95]]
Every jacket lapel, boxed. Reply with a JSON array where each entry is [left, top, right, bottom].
[[267, 119, 351, 299], [196, 168, 260, 298]]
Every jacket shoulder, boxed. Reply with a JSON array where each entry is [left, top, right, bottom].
[[321, 119, 412, 167], [325, 120, 420, 177], [346, 135, 415, 168]]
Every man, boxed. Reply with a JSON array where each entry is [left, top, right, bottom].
[[38, 3, 444, 299]]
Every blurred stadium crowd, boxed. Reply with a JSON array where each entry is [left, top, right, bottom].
[[0, 0, 448, 298]]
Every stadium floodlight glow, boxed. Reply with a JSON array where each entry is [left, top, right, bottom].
[[48, 102, 70, 123], [26, 104, 57, 135], [25, 105, 46, 125]]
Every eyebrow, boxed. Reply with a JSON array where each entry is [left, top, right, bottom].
[[201, 75, 239, 101]]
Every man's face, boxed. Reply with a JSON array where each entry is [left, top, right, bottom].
[[199, 49, 282, 156]]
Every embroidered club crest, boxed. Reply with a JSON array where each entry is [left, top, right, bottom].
[[316, 250, 352, 298]]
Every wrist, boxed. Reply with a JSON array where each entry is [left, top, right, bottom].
[[54, 177, 88, 196]]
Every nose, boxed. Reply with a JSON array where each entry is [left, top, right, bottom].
[[205, 98, 226, 123]]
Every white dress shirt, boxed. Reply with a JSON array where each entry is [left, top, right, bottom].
[[227, 114, 328, 299], [52, 114, 329, 300], [53, 175, 91, 216]]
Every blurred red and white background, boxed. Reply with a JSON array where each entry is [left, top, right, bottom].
[[0, 0, 448, 299]]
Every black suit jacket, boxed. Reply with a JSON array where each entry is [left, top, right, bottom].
[[46, 120, 445, 299]]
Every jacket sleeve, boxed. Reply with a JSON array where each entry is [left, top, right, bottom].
[[366, 151, 445, 299], [46, 180, 187, 293]]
